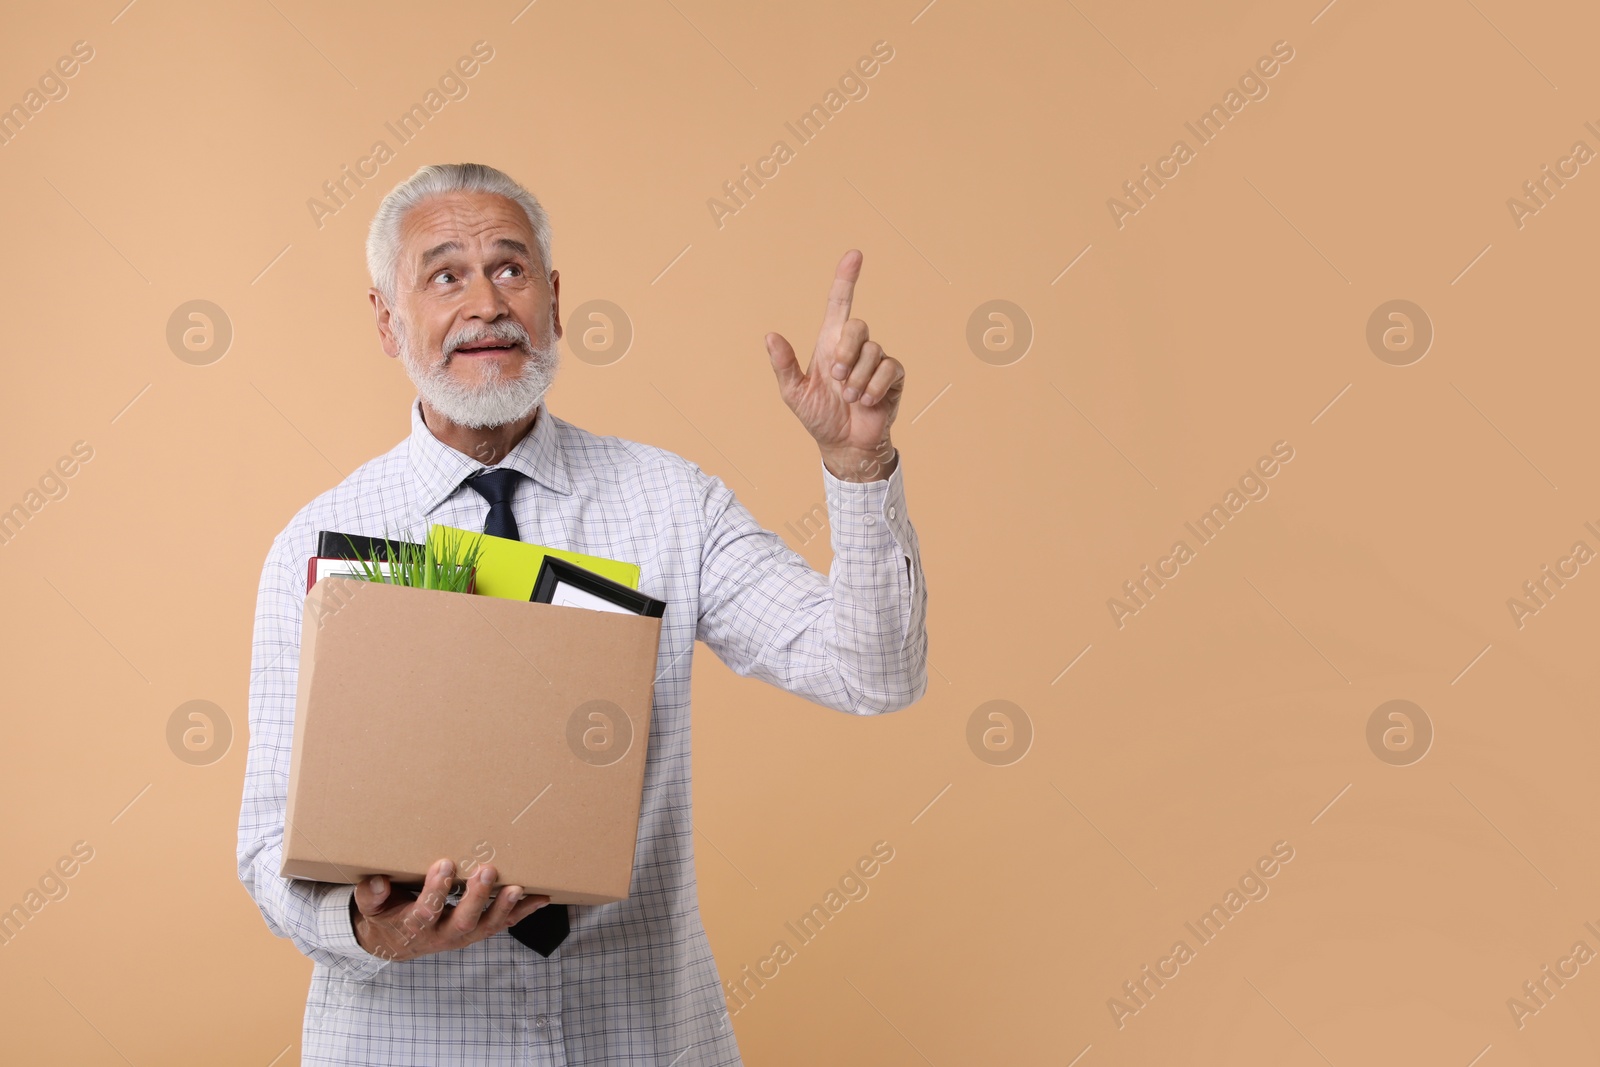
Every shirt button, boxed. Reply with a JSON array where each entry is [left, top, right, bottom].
[[534, 1015, 548, 1030], [863, 515, 875, 526], [888, 506, 897, 520]]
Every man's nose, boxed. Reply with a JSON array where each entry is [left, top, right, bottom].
[[461, 268, 511, 320]]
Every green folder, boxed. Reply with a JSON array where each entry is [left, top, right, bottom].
[[429, 523, 640, 601]]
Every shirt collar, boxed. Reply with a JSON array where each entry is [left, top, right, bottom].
[[407, 395, 573, 517]]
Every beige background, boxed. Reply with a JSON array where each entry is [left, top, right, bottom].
[[1, 0, 1597, 1063]]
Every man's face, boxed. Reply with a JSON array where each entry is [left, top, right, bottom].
[[374, 190, 562, 429]]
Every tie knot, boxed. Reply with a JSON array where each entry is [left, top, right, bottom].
[[464, 467, 525, 506]]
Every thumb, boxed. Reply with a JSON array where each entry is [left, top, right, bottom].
[[355, 874, 390, 915], [765, 332, 804, 404]]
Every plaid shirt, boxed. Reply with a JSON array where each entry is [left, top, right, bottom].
[[236, 396, 928, 1066]]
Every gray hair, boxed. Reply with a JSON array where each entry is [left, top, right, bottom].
[[365, 163, 553, 304]]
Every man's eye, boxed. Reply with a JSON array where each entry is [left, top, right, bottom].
[[499, 264, 523, 278], [433, 270, 458, 284]]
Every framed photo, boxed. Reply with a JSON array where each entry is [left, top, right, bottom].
[[531, 556, 666, 618], [307, 556, 397, 594], [317, 530, 423, 562]]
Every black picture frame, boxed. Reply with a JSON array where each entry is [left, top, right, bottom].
[[318, 530, 424, 562], [530, 556, 666, 618]]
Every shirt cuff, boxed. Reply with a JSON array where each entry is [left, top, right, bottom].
[[820, 453, 913, 562], [317, 882, 392, 978]]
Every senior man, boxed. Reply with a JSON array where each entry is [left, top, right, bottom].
[[236, 162, 928, 1065]]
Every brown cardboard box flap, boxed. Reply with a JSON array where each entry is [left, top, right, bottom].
[[280, 576, 660, 905]]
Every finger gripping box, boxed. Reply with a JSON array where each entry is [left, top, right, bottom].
[[280, 576, 661, 905]]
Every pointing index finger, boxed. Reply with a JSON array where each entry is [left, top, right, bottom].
[[820, 249, 864, 349]]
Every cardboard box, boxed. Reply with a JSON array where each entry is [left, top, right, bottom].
[[280, 576, 661, 905]]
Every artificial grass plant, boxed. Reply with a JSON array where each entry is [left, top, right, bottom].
[[341, 525, 487, 593]]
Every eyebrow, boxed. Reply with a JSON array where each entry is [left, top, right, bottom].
[[418, 237, 533, 271]]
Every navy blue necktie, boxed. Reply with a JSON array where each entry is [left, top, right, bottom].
[[463, 467, 571, 957], [464, 468, 525, 540]]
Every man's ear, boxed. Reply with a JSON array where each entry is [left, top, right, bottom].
[[549, 268, 562, 341], [370, 288, 401, 359]]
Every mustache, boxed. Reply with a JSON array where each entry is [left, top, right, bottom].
[[442, 319, 534, 359]]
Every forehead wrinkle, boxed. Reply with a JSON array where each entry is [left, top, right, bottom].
[[400, 193, 543, 291], [418, 239, 461, 270], [409, 206, 532, 261], [415, 236, 532, 281]]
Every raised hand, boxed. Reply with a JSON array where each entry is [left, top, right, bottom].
[[765, 250, 904, 482]]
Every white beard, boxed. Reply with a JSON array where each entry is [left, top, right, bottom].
[[396, 314, 561, 429]]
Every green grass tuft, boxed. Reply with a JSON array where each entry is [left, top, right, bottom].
[[341, 527, 486, 593]]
